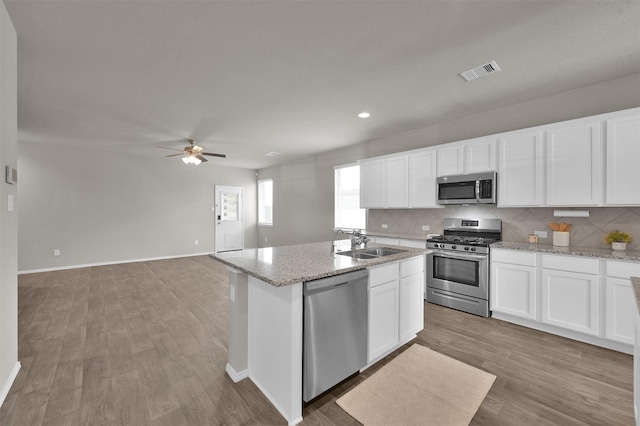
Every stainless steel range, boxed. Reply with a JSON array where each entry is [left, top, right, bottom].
[[426, 218, 502, 317]]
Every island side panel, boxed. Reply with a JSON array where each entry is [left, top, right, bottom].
[[248, 276, 303, 426], [226, 267, 248, 381]]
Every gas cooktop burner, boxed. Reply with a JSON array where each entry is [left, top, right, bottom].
[[428, 235, 498, 246]]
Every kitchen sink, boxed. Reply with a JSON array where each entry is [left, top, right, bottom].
[[336, 247, 406, 259]]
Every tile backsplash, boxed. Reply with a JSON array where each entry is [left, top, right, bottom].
[[368, 206, 640, 251]]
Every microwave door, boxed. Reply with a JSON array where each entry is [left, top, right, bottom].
[[438, 181, 477, 203]]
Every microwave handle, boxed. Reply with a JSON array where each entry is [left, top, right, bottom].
[[475, 180, 480, 202]]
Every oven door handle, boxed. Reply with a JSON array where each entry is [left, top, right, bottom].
[[429, 251, 487, 261], [475, 180, 481, 203]]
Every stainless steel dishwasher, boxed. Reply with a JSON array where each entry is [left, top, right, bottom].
[[303, 268, 369, 402]]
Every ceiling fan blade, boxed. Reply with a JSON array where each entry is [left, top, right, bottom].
[[165, 153, 183, 157], [196, 155, 208, 163], [201, 152, 226, 158], [157, 146, 184, 152]]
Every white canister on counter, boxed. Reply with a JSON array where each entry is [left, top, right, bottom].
[[553, 231, 570, 247]]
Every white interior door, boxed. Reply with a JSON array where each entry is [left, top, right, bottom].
[[215, 186, 244, 253]]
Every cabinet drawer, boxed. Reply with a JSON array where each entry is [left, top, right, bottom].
[[369, 262, 399, 288], [400, 256, 424, 277], [491, 249, 537, 267], [606, 260, 640, 279], [542, 254, 599, 275]]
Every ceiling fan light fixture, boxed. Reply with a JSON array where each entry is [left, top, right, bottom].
[[182, 155, 201, 165]]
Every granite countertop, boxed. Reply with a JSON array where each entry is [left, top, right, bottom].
[[491, 241, 640, 262], [632, 277, 640, 317], [209, 240, 426, 287]]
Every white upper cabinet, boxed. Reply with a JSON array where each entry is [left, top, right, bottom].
[[464, 137, 496, 174], [385, 155, 409, 208], [545, 119, 603, 206], [436, 143, 464, 176], [605, 110, 640, 206], [497, 130, 544, 207], [360, 158, 385, 208], [360, 107, 638, 210], [360, 154, 409, 209], [408, 149, 439, 208], [437, 137, 496, 177]]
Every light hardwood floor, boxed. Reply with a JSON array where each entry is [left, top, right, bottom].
[[1, 256, 634, 425]]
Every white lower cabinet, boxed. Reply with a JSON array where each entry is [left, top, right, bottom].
[[368, 256, 424, 363], [399, 257, 425, 342], [368, 279, 399, 361], [606, 260, 640, 345], [491, 261, 537, 320], [541, 268, 599, 336], [491, 249, 637, 354], [631, 312, 638, 426], [540, 254, 600, 336]]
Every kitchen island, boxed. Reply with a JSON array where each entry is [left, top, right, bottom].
[[210, 240, 426, 425]]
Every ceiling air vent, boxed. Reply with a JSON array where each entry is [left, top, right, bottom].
[[460, 60, 501, 82]]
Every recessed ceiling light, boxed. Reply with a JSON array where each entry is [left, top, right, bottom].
[[358, 112, 370, 118], [265, 151, 281, 157]]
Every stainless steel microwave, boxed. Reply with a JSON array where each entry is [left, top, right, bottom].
[[436, 172, 497, 205]]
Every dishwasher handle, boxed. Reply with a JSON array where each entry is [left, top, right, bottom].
[[304, 269, 369, 294]]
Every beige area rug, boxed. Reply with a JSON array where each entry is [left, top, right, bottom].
[[336, 344, 496, 426]]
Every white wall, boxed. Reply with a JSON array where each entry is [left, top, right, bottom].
[[258, 73, 640, 247], [0, 0, 17, 406], [18, 142, 258, 272]]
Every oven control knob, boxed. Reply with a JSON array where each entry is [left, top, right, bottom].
[[464, 247, 469, 251], [470, 247, 476, 252], [451, 245, 457, 250]]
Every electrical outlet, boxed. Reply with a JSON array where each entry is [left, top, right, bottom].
[[194, 240, 199, 246], [381, 224, 388, 229], [210, 207, 215, 213], [422, 225, 430, 231], [534, 231, 548, 238], [265, 237, 268, 242], [53, 249, 60, 256]]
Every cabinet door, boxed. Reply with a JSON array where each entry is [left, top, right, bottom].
[[385, 155, 409, 208], [409, 149, 438, 208], [465, 137, 496, 174], [606, 111, 640, 205], [546, 121, 603, 206], [368, 280, 399, 362], [541, 269, 599, 335], [360, 158, 385, 208], [399, 273, 424, 342], [437, 144, 464, 177], [497, 130, 544, 207], [605, 277, 635, 344], [491, 262, 537, 320], [635, 313, 640, 421]]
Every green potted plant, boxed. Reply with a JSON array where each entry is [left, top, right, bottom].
[[605, 230, 633, 251]]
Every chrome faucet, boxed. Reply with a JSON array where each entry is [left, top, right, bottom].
[[350, 229, 370, 250]]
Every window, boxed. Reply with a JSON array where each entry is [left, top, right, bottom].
[[258, 179, 273, 226], [335, 164, 366, 230]]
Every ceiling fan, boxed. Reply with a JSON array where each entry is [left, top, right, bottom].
[[158, 139, 226, 165]]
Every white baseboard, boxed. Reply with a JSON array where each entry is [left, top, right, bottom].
[[18, 252, 213, 275], [225, 363, 248, 383], [0, 362, 21, 408]]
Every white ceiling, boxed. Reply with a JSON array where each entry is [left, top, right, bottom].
[[5, 0, 640, 169]]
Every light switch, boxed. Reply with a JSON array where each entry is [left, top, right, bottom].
[[8, 194, 13, 212]]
